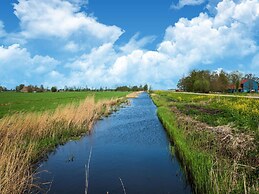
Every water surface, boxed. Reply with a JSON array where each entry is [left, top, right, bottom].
[[38, 92, 191, 194]]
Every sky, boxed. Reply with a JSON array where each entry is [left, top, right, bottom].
[[0, 0, 258, 89]]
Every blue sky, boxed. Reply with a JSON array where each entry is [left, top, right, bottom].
[[0, 0, 258, 89]]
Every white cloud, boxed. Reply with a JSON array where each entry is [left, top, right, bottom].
[[0, 44, 59, 86], [161, 0, 258, 64], [13, 0, 123, 46], [60, 43, 186, 89], [68, 43, 116, 71], [67, 0, 88, 6], [119, 33, 156, 54], [2, 0, 259, 89], [41, 0, 259, 89], [171, 0, 206, 9], [64, 41, 80, 52]]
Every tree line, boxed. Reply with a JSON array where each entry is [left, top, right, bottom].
[[177, 70, 259, 93], [115, 84, 149, 91], [0, 84, 150, 92]]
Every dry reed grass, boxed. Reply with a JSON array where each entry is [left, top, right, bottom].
[[0, 96, 122, 194], [126, 91, 143, 98]]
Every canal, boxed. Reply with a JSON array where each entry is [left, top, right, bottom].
[[37, 92, 191, 193]]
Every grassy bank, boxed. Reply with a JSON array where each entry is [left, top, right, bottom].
[[0, 91, 129, 118], [151, 91, 258, 193], [0, 92, 128, 193]]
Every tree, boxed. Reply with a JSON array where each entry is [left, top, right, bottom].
[[143, 84, 148, 91], [0, 86, 7, 92], [40, 84, 44, 92], [229, 71, 242, 92], [210, 72, 220, 92], [218, 70, 229, 92], [115, 86, 130, 91], [193, 79, 210, 93], [132, 86, 139, 91], [51, 86, 57, 92], [177, 69, 230, 93], [16, 84, 25, 92]]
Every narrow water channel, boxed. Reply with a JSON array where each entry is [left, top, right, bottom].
[[37, 92, 191, 193]]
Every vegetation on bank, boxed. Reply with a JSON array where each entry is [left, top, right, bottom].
[[0, 92, 128, 193], [0, 91, 129, 118], [151, 91, 258, 193], [0, 83, 150, 93], [177, 70, 258, 93], [115, 84, 149, 91]]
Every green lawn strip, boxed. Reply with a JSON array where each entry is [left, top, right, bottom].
[[156, 106, 214, 193], [0, 91, 129, 118]]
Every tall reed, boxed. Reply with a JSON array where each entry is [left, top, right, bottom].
[[0, 96, 122, 193]]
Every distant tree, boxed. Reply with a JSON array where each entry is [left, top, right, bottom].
[[0, 86, 7, 92], [218, 70, 229, 92], [51, 86, 57, 92], [194, 79, 210, 93], [16, 84, 25, 92], [132, 86, 139, 91], [177, 69, 230, 93], [143, 84, 148, 91], [115, 86, 130, 91], [210, 72, 219, 92], [39, 84, 44, 92], [229, 71, 242, 92]]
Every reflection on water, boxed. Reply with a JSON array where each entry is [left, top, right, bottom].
[[37, 92, 192, 194]]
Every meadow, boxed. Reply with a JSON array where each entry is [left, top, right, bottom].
[[0, 91, 129, 193], [0, 91, 129, 118], [151, 91, 258, 194]]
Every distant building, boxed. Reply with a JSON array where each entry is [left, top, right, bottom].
[[228, 79, 259, 93], [20, 86, 30, 93]]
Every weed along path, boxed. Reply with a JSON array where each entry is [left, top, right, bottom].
[[37, 92, 191, 193]]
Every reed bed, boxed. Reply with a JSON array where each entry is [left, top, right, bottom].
[[126, 91, 143, 98], [0, 96, 122, 194]]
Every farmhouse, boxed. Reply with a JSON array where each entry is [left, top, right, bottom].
[[20, 86, 30, 93], [228, 79, 259, 93]]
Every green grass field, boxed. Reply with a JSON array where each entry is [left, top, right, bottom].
[[154, 91, 259, 133], [0, 91, 130, 193], [151, 91, 259, 193], [0, 91, 129, 118]]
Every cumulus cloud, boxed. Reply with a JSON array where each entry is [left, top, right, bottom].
[[0, 44, 59, 86], [13, 0, 123, 47], [163, 0, 258, 63], [119, 33, 156, 54], [62, 0, 259, 89], [1, 0, 259, 89], [59, 41, 189, 89], [171, 0, 206, 9]]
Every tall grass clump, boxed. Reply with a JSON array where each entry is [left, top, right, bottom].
[[0, 96, 123, 193]]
